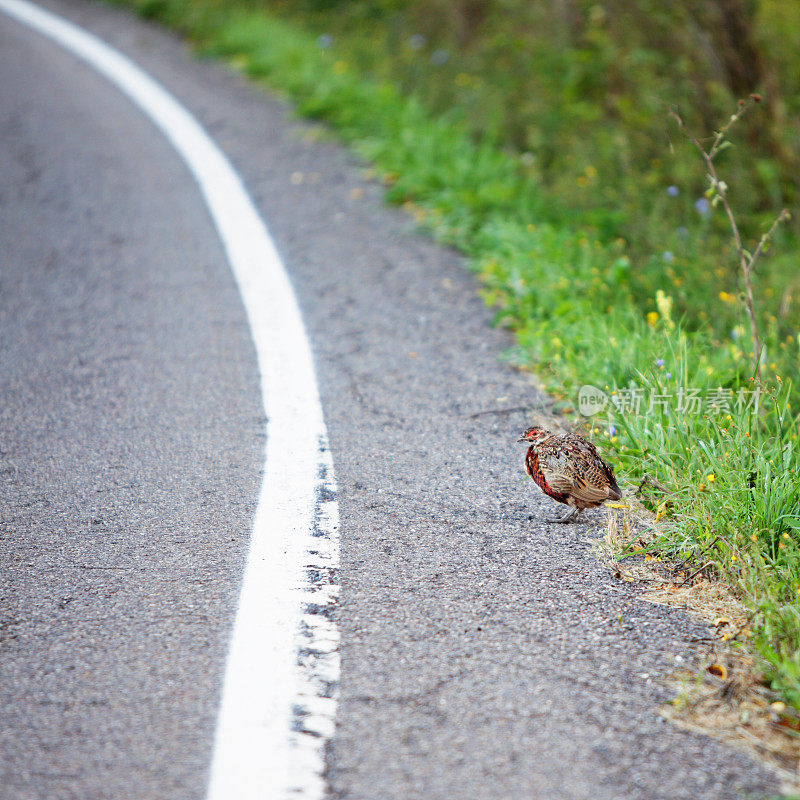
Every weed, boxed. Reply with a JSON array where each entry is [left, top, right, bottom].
[[670, 96, 791, 375]]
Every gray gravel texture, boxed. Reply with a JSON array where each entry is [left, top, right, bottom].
[[1, 2, 778, 799], [0, 13, 262, 799]]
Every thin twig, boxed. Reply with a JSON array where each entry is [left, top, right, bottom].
[[635, 473, 671, 496], [671, 535, 724, 574], [679, 561, 713, 587], [748, 208, 791, 268]]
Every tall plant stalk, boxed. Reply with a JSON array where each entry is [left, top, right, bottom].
[[670, 96, 789, 378]]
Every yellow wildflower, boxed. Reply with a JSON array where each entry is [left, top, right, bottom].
[[655, 290, 674, 330]]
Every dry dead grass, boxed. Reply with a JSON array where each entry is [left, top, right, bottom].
[[597, 503, 800, 795]]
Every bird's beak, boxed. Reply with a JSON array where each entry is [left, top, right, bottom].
[[517, 436, 529, 443]]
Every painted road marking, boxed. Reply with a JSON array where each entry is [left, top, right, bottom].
[[0, 1, 340, 797]]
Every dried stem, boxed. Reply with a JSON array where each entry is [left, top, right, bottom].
[[669, 97, 790, 378]]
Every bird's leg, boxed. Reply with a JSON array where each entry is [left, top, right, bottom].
[[546, 507, 583, 524]]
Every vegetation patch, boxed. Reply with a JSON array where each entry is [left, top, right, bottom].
[[601, 504, 800, 794]]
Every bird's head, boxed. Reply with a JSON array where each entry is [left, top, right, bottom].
[[517, 425, 551, 445]]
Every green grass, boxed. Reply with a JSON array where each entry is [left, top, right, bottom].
[[236, 0, 800, 344], [610, 368, 800, 706], [108, 0, 800, 713]]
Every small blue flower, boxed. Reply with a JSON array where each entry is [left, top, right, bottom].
[[316, 34, 334, 49], [430, 49, 449, 66], [694, 197, 710, 216], [655, 358, 665, 368], [607, 424, 616, 437], [665, 372, 672, 379], [662, 251, 674, 263], [676, 226, 689, 238], [408, 34, 426, 50], [666, 185, 679, 197]]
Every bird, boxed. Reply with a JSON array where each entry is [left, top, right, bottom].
[[517, 426, 621, 523]]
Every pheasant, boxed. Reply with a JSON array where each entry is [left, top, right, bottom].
[[517, 426, 621, 523]]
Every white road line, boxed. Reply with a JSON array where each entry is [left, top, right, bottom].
[[0, 1, 340, 797]]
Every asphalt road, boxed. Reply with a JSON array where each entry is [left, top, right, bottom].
[[0, 2, 779, 798]]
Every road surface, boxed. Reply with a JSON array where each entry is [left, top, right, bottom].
[[0, 1, 778, 798]]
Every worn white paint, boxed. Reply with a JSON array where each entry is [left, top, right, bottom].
[[0, 1, 340, 797]]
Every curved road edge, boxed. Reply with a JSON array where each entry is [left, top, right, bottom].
[[0, 1, 340, 797]]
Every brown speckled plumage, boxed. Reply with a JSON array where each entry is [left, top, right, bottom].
[[517, 426, 621, 523]]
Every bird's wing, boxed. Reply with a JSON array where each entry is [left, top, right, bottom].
[[583, 443, 621, 493], [565, 435, 622, 501], [538, 454, 577, 494], [570, 473, 617, 504]]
